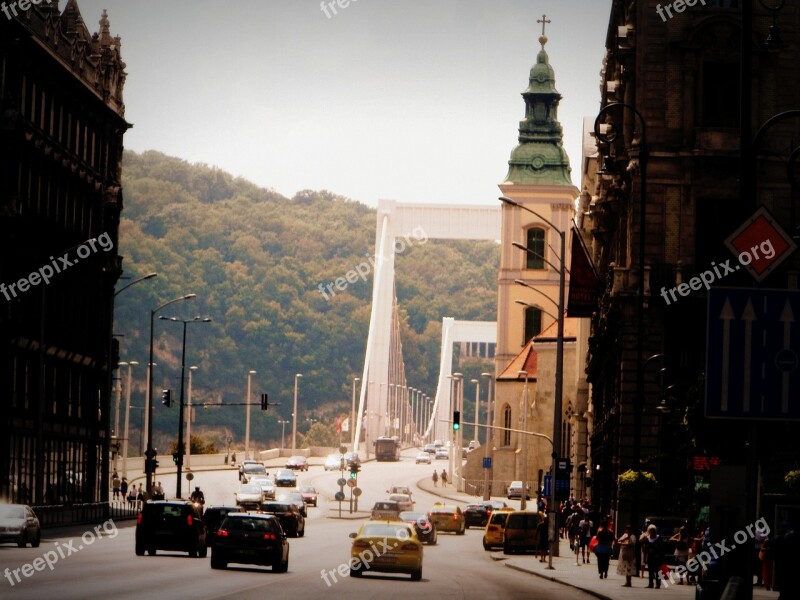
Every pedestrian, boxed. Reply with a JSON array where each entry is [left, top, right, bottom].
[[760, 535, 773, 591], [578, 513, 594, 564], [441, 469, 448, 487], [127, 484, 136, 508], [616, 524, 638, 587], [154, 481, 164, 500], [432, 470, 438, 487], [536, 516, 549, 562], [112, 471, 120, 501], [669, 525, 691, 584], [593, 523, 614, 579], [120, 477, 128, 502], [231, 451, 237, 465], [642, 524, 665, 589], [567, 510, 581, 552], [136, 485, 145, 509]]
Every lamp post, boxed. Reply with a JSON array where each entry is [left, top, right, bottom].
[[121, 361, 138, 479], [159, 315, 212, 498], [502, 194, 566, 559], [292, 373, 302, 452], [593, 102, 648, 534], [518, 370, 530, 511], [146, 293, 196, 496], [245, 370, 257, 461], [482, 372, 493, 500], [351, 377, 360, 449], [186, 366, 198, 470]]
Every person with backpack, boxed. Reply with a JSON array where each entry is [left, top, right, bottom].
[[578, 513, 594, 564]]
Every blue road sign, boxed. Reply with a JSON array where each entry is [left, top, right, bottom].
[[483, 457, 492, 469], [706, 288, 800, 420]]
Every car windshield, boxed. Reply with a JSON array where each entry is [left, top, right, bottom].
[[373, 502, 397, 511], [300, 487, 315, 493], [262, 504, 292, 513], [223, 517, 276, 532], [389, 495, 409, 502], [361, 523, 411, 538], [239, 485, 261, 494], [277, 470, 293, 477], [243, 464, 266, 473], [489, 512, 509, 525], [399, 512, 425, 521], [0, 505, 24, 519]]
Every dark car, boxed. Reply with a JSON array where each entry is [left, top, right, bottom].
[[259, 502, 305, 538], [274, 469, 297, 487], [203, 506, 241, 546], [299, 486, 318, 507], [276, 491, 307, 518], [399, 511, 437, 545], [0, 503, 41, 548], [286, 456, 309, 471], [210, 513, 289, 572], [135, 501, 207, 557], [463, 504, 490, 528]]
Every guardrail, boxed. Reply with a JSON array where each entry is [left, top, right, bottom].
[[31, 501, 140, 528]]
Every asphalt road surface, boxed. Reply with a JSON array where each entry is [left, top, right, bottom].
[[1, 449, 593, 600]]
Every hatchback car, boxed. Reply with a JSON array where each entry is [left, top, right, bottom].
[[388, 494, 414, 512], [235, 484, 265, 509], [274, 469, 297, 487], [370, 500, 402, 520], [240, 463, 268, 483], [482, 507, 514, 550], [399, 511, 437, 545], [503, 510, 544, 554], [427, 503, 465, 535], [415, 452, 431, 464], [202, 505, 241, 546], [435, 448, 448, 460], [463, 503, 490, 528], [298, 486, 318, 507], [0, 503, 41, 548], [286, 456, 309, 471], [249, 476, 276, 500], [276, 491, 307, 518], [349, 521, 423, 580], [259, 502, 305, 537], [210, 513, 289, 572], [135, 501, 207, 557], [506, 480, 532, 500]]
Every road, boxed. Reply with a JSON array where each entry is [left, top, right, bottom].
[[1, 448, 593, 600]]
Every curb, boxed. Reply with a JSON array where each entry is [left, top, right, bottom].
[[504, 562, 615, 600]]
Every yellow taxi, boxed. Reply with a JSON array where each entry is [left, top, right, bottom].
[[427, 503, 465, 535], [482, 507, 514, 550], [502, 510, 544, 554], [349, 520, 423, 580]]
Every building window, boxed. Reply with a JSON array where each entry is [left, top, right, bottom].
[[700, 61, 739, 127], [524, 306, 542, 343], [526, 228, 545, 269], [502, 404, 512, 446]]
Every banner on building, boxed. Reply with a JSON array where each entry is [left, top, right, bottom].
[[567, 228, 600, 317]]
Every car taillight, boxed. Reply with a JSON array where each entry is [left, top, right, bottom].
[[216, 529, 229, 537], [187, 515, 193, 526], [136, 514, 143, 525], [454, 514, 459, 520], [400, 543, 419, 551], [263, 533, 276, 540]]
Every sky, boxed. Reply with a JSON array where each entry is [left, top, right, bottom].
[[76, 0, 612, 207]]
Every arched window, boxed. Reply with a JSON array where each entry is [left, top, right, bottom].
[[524, 306, 542, 343], [526, 228, 545, 269], [502, 404, 512, 446]]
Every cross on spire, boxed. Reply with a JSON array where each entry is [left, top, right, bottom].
[[537, 14, 551, 37]]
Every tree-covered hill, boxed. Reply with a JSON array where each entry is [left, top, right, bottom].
[[115, 150, 498, 453]]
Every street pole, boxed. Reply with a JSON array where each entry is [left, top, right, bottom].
[[482, 372, 493, 500], [246, 370, 256, 461], [471, 379, 480, 446], [519, 370, 529, 511], [186, 366, 197, 470], [122, 361, 137, 479], [113, 374, 122, 474], [292, 373, 302, 452], [351, 377, 360, 449]]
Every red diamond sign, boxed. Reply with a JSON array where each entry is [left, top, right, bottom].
[[725, 206, 797, 282]]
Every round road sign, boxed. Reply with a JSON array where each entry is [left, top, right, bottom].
[[339, 445, 347, 454], [186, 473, 194, 481], [346, 479, 356, 488], [334, 491, 346, 502], [337, 478, 347, 487], [353, 487, 362, 497]]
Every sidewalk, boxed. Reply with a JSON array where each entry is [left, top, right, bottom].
[[412, 477, 778, 600]]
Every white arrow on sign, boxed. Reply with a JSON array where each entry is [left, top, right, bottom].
[[742, 299, 756, 412], [719, 298, 735, 412]]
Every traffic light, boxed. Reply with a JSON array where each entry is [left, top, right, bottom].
[[161, 389, 171, 407], [172, 452, 179, 465], [260, 393, 269, 411], [452, 410, 460, 431], [349, 463, 360, 478]]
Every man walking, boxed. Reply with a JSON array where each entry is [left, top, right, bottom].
[[432, 470, 439, 487], [441, 469, 448, 487]]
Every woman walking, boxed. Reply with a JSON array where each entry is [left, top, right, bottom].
[[432, 470, 439, 487], [616, 525, 638, 587], [594, 523, 615, 579]]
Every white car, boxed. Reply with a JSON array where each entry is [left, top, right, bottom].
[[506, 481, 532, 500], [235, 484, 265, 509], [435, 448, 448, 460], [415, 452, 431, 464], [324, 454, 345, 471], [388, 493, 414, 512], [249, 475, 276, 500]]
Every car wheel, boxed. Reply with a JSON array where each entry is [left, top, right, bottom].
[[16, 532, 26, 548], [210, 555, 226, 570], [135, 542, 145, 556], [298, 525, 305, 538], [457, 524, 465, 535], [198, 544, 208, 558], [31, 531, 41, 548], [503, 544, 513, 555], [411, 567, 422, 581], [483, 538, 491, 551]]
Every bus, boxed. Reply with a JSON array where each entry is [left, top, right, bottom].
[[374, 437, 401, 461]]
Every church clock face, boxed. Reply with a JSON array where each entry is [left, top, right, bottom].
[[532, 157, 545, 169], [536, 73, 547, 83]]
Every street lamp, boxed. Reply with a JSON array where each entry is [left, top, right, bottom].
[[502, 194, 566, 559], [159, 315, 212, 498], [292, 373, 302, 452], [594, 102, 648, 533], [481, 372, 494, 501], [246, 370, 257, 461], [146, 293, 195, 496], [351, 377, 360, 449], [518, 370, 530, 511], [186, 366, 198, 470], [121, 361, 138, 479]]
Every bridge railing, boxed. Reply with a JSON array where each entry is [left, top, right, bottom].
[[32, 501, 139, 528]]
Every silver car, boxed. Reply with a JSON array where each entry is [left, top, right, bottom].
[[249, 476, 276, 500], [235, 484, 264, 509], [0, 504, 41, 548]]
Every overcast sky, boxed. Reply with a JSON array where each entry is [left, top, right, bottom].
[[77, 0, 612, 207]]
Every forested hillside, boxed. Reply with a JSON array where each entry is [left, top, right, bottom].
[[115, 150, 498, 452]]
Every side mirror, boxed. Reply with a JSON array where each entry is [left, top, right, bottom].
[[349, 532, 358, 539]]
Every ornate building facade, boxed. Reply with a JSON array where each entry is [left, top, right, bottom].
[[0, 1, 129, 509]]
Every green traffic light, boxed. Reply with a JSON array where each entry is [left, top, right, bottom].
[[453, 423, 460, 430], [349, 471, 356, 478]]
